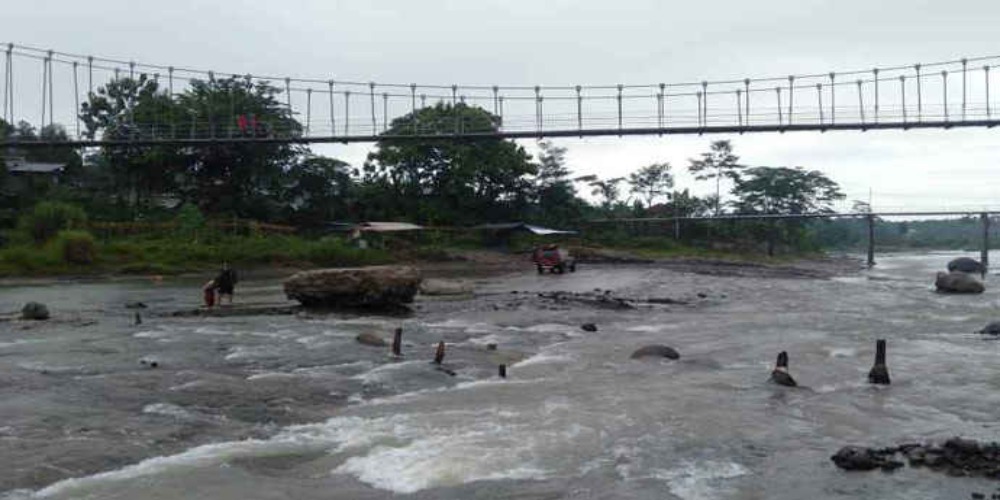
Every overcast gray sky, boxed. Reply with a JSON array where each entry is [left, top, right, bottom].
[[4, 0, 1000, 211]]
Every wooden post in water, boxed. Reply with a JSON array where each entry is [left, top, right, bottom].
[[433, 341, 445, 365], [391, 327, 402, 357], [981, 212, 990, 277], [866, 214, 876, 268]]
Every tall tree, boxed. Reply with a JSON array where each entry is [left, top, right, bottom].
[[174, 77, 304, 219], [533, 140, 582, 225], [79, 74, 183, 213], [687, 140, 743, 215], [731, 166, 845, 214], [283, 155, 355, 228], [580, 175, 625, 211], [363, 103, 536, 225], [628, 162, 674, 208]]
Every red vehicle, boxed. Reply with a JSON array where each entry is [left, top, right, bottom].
[[532, 244, 576, 274]]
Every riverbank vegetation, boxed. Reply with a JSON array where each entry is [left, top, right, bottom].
[[0, 71, 934, 277]]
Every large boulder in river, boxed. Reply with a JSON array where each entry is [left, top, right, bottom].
[[935, 271, 985, 294], [21, 302, 50, 320], [947, 257, 985, 274], [630, 345, 680, 360], [978, 321, 1000, 335], [284, 266, 422, 308]]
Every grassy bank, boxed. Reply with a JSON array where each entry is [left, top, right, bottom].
[[0, 234, 393, 277], [0, 228, 830, 278]]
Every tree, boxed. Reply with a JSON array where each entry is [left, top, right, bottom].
[[664, 188, 709, 217], [532, 141, 583, 226], [283, 155, 355, 228], [731, 166, 845, 256], [628, 162, 674, 208], [731, 166, 845, 214], [174, 76, 305, 219], [688, 140, 743, 215], [581, 175, 625, 211], [79, 74, 183, 213], [363, 103, 536, 225]]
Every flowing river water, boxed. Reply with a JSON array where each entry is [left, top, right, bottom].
[[2, 252, 1000, 499]]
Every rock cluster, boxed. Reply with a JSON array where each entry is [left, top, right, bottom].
[[832, 437, 1000, 478], [284, 266, 421, 308]]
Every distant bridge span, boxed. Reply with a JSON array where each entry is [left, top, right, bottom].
[[3, 119, 1000, 148], [587, 210, 997, 269]]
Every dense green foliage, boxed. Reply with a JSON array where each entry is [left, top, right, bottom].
[[52, 230, 97, 264], [17, 201, 88, 244]]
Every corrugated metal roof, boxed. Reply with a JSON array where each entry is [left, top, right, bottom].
[[359, 222, 424, 232], [3, 157, 65, 174], [473, 222, 577, 235]]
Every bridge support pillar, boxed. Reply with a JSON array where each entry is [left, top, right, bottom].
[[866, 214, 876, 268], [982, 212, 990, 277]]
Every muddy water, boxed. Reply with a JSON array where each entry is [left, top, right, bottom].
[[3, 253, 1000, 499]]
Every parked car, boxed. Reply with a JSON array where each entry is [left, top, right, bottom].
[[532, 244, 576, 274]]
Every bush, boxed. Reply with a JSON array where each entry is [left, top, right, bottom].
[[18, 202, 88, 244], [51, 230, 97, 264], [175, 203, 206, 239]]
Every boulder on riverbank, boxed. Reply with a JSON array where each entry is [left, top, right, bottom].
[[284, 266, 422, 308], [935, 271, 985, 294], [947, 257, 985, 274], [21, 302, 50, 320], [630, 345, 680, 360]]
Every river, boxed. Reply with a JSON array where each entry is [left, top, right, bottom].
[[2, 252, 1000, 499]]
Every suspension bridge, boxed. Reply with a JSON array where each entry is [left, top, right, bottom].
[[3, 43, 1000, 147]]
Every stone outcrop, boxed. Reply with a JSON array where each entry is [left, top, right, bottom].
[[21, 302, 50, 320], [935, 271, 985, 294], [947, 257, 985, 274], [630, 345, 680, 360], [284, 266, 422, 308]]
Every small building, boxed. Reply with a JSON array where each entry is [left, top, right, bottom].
[[2, 156, 66, 192]]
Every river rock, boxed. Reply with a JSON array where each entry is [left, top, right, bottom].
[[355, 332, 387, 347], [125, 301, 147, 309], [283, 266, 422, 308], [581, 323, 598, 332], [948, 257, 986, 274], [978, 321, 1000, 335], [935, 271, 985, 294], [630, 345, 680, 360], [21, 302, 50, 320], [831, 446, 903, 471]]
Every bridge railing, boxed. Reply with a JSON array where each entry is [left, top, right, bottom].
[[4, 43, 1000, 145]]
